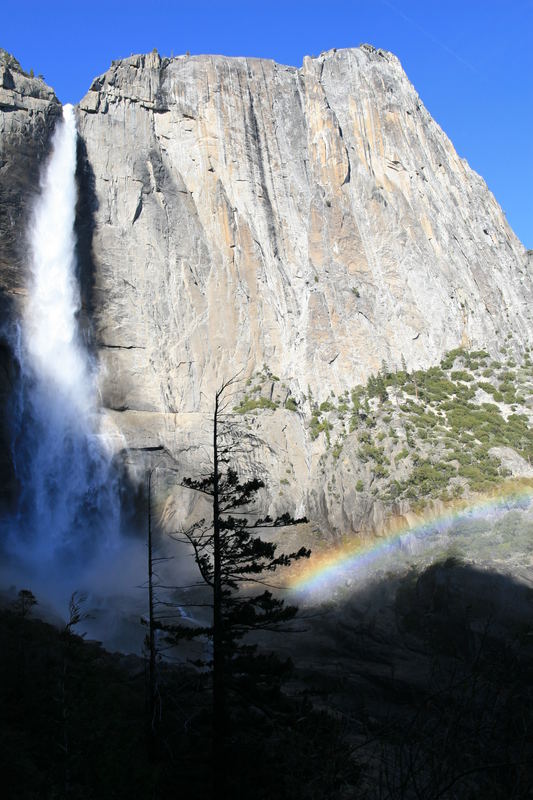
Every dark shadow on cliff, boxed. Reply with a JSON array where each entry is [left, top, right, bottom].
[[76, 130, 149, 558], [0, 297, 20, 514], [75, 133, 99, 345]]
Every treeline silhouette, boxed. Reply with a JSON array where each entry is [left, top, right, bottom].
[[2, 557, 533, 799]]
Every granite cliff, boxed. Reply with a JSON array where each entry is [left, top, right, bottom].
[[77, 48, 531, 406], [1, 46, 531, 534]]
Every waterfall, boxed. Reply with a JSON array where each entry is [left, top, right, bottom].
[[26, 104, 92, 413], [9, 104, 120, 570]]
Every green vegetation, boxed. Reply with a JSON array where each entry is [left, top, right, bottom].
[[332, 440, 344, 460], [358, 443, 387, 464], [451, 370, 474, 383], [284, 397, 298, 412], [234, 396, 278, 414], [310, 413, 332, 443], [232, 346, 531, 508], [303, 346, 533, 505]]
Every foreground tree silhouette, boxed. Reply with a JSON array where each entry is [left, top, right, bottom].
[[164, 376, 310, 798]]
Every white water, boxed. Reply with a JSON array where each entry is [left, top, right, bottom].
[[9, 105, 120, 569], [25, 104, 93, 411]]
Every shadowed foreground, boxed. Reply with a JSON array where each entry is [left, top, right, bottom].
[[1, 558, 532, 799]]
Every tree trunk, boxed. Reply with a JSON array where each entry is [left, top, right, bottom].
[[146, 468, 159, 760], [212, 388, 227, 797]]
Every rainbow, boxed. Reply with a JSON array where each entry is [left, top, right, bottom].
[[288, 480, 533, 596]]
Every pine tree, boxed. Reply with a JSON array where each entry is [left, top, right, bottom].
[[15, 589, 37, 618], [163, 377, 310, 797]]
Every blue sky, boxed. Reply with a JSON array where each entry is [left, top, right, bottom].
[[3, 0, 532, 246]]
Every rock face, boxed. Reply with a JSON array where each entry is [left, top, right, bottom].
[[77, 47, 531, 413], [0, 50, 61, 299], [0, 50, 61, 507], [1, 46, 531, 532], [72, 47, 532, 531]]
